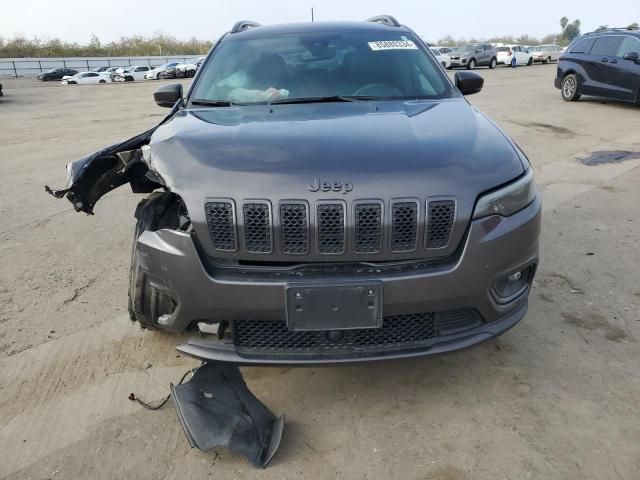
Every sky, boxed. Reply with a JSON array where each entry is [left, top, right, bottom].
[[1, 0, 638, 43]]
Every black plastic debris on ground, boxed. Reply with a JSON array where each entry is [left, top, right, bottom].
[[171, 362, 285, 468], [579, 150, 640, 166]]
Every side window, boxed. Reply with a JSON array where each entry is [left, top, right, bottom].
[[484, 44, 492, 51], [590, 36, 623, 56], [617, 36, 640, 57], [569, 38, 595, 54]]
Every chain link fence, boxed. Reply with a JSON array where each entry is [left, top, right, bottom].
[[0, 56, 202, 77]]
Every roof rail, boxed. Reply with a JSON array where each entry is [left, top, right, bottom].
[[231, 20, 261, 34], [585, 26, 638, 35], [366, 15, 401, 27]]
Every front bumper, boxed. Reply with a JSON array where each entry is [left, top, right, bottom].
[[449, 58, 468, 67], [135, 197, 541, 364]]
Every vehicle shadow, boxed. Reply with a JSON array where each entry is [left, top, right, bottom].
[[577, 96, 640, 110]]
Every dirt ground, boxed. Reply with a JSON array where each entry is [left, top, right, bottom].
[[1, 65, 639, 480]]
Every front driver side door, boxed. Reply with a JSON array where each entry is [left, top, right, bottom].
[[611, 35, 640, 101], [482, 45, 492, 65]]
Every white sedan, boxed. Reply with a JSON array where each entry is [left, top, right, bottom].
[[496, 45, 534, 67], [114, 66, 151, 82], [430, 48, 451, 69], [61, 71, 111, 85]]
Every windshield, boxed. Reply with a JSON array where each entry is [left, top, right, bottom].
[[190, 30, 452, 105], [496, 47, 510, 52], [454, 44, 479, 52]]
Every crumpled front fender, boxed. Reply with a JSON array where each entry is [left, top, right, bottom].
[[46, 105, 178, 214]]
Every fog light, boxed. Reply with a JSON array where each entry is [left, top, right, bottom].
[[493, 266, 534, 302], [508, 271, 522, 282]]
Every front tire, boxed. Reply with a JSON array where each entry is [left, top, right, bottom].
[[489, 57, 497, 69], [128, 193, 183, 330], [467, 59, 476, 70], [561, 74, 581, 102]]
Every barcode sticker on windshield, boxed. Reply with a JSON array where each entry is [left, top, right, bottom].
[[368, 40, 418, 51]]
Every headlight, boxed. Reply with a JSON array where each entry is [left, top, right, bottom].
[[473, 169, 536, 219]]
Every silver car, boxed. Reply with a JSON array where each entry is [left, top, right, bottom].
[[449, 43, 498, 69], [529, 44, 563, 63]]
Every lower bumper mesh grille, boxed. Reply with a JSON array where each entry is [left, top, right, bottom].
[[232, 309, 482, 354]]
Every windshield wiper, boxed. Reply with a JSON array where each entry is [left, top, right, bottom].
[[269, 95, 359, 105], [191, 99, 234, 107]]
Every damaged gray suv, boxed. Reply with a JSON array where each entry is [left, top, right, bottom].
[[48, 16, 541, 365]]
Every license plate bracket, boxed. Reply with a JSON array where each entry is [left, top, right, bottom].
[[285, 283, 383, 331]]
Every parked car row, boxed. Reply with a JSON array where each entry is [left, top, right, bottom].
[[429, 43, 563, 70], [36, 59, 204, 83]]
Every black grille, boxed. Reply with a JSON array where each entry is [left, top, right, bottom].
[[426, 200, 455, 249], [232, 309, 481, 355], [317, 204, 345, 254], [280, 203, 308, 254], [243, 203, 272, 253], [354, 203, 382, 253], [438, 309, 483, 335], [204, 201, 237, 251], [391, 202, 418, 252]]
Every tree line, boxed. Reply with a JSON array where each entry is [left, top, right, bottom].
[[0, 33, 214, 58], [433, 18, 638, 47], [1, 18, 638, 58]]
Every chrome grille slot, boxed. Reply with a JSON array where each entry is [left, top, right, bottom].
[[243, 202, 272, 253], [391, 201, 418, 252], [317, 203, 345, 254], [354, 203, 382, 253], [280, 203, 309, 254], [426, 200, 455, 249], [204, 201, 237, 252]]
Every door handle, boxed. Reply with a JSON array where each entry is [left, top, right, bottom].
[[601, 58, 609, 62]]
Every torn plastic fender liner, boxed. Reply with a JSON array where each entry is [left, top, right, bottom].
[[171, 362, 285, 468], [45, 104, 179, 214]]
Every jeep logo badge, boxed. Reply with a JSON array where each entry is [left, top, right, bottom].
[[308, 178, 353, 194]]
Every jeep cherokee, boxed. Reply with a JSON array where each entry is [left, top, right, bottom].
[[48, 16, 541, 364]]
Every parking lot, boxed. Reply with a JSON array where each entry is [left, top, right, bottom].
[[1, 64, 639, 479]]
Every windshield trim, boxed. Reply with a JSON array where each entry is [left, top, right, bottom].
[[186, 27, 456, 108]]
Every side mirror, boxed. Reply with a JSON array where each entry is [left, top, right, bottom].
[[622, 51, 640, 63], [455, 71, 484, 95], [154, 83, 183, 108]]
